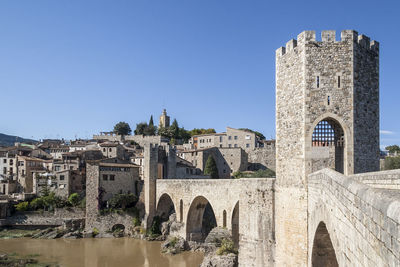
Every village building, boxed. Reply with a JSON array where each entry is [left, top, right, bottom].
[[187, 127, 263, 152], [16, 155, 47, 193], [98, 143, 125, 159], [86, 158, 140, 205], [178, 147, 248, 178]]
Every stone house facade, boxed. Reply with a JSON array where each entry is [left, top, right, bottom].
[[98, 143, 125, 159], [86, 158, 140, 206], [16, 155, 47, 193], [178, 147, 247, 178], [187, 127, 261, 152]]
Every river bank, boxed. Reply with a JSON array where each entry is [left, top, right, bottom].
[[0, 237, 204, 267]]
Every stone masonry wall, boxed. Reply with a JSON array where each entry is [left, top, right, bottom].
[[308, 168, 400, 266], [155, 178, 275, 267], [1, 208, 85, 227], [353, 34, 380, 173], [350, 169, 400, 190], [247, 145, 276, 171], [275, 30, 380, 266], [85, 163, 100, 230], [275, 30, 308, 266]]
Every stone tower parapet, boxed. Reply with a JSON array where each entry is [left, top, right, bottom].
[[275, 30, 379, 266]]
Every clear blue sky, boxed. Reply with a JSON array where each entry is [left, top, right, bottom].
[[0, 0, 399, 149]]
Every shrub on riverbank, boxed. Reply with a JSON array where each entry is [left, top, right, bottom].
[[216, 239, 237, 255], [14, 202, 29, 212], [13, 192, 86, 213]]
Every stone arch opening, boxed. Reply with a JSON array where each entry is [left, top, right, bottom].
[[231, 201, 239, 248], [186, 196, 217, 242], [223, 210, 227, 228], [156, 193, 176, 222], [179, 199, 183, 223], [111, 224, 125, 232], [311, 118, 345, 173], [312, 221, 338, 267]]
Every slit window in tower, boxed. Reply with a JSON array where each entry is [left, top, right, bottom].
[[317, 76, 320, 88], [338, 76, 341, 88]]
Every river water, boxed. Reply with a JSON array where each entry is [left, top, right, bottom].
[[0, 237, 203, 267]]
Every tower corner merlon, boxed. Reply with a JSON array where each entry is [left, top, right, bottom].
[[297, 30, 316, 45]]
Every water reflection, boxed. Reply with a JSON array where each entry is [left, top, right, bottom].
[[0, 238, 203, 267]]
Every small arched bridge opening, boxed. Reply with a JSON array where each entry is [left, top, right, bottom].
[[186, 196, 217, 242], [156, 193, 176, 222]]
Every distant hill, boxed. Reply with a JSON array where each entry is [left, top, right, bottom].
[[0, 133, 37, 147]]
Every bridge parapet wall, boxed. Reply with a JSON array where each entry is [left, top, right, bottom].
[[308, 168, 400, 266], [156, 178, 275, 267], [350, 169, 400, 190]]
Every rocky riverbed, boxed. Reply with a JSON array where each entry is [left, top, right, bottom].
[[157, 213, 238, 267]]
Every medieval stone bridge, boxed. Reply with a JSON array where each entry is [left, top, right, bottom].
[[148, 168, 400, 266], [154, 178, 275, 266]]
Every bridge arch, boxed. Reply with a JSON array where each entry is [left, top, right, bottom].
[[186, 195, 217, 242], [308, 113, 351, 175], [311, 221, 338, 267], [156, 193, 176, 221]]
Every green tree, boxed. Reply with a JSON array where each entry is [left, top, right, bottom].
[[68, 193, 81, 207], [386, 145, 400, 154], [149, 115, 154, 126], [143, 124, 157, 136], [114, 122, 132, 136], [40, 184, 50, 197], [157, 126, 170, 138], [170, 119, 180, 139], [179, 128, 191, 142], [204, 155, 219, 179], [15, 201, 29, 212], [108, 193, 138, 210], [384, 156, 400, 170], [188, 128, 216, 136], [134, 122, 147, 135]]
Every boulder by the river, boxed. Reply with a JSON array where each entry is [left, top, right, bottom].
[[204, 227, 232, 246], [161, 236, 188, 254], [200, 253, 238, 267]]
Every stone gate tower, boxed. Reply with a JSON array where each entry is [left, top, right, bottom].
[[275, 30, 379, 265]]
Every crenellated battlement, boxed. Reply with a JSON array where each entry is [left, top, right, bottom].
[[276, 30, 379, 57]]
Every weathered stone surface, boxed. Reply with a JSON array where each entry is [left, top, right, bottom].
[[204, 227, 231, 246], [308, 168, 400, 266], [200, 253, 238, 267], [161, 236, 187, 254], [0, 208, 85, 228], [275, 30, 380, 266]]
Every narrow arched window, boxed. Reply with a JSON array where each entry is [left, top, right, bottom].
[[179, 199, 183, 222], [223, 210, 227, 228]]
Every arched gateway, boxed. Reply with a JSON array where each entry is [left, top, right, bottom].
[[311, 118, 345, 173]]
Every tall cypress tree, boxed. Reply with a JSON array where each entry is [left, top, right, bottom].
[[204, 155, 219, 179], [149, 115, 154, 126]]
